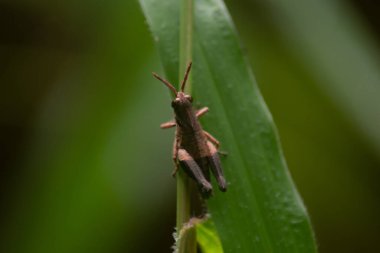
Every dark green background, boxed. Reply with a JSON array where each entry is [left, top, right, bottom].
[[1, 0, 380, 252]]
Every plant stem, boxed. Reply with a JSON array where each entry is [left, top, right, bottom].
[[177, 0, 196, 252]]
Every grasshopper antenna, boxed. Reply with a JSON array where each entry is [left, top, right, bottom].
[[180, 62, 192, 92], [152, 72, 178, 96]]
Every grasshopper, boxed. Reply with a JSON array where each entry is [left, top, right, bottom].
[[152, 62, 227, 198]]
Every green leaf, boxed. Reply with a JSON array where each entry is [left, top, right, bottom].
[[197, 219, 224, 253], [140, 0, 318, 252]]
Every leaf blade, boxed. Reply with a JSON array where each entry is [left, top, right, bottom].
[[139, 0, 318, 252]]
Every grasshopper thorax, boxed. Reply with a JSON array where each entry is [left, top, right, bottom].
[[171, 92, 195, 129]]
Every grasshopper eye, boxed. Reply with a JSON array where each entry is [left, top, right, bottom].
[[185, 95, 193, 102], [171, 98, 180, 107]]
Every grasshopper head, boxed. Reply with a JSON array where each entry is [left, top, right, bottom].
[[171, 92, 193, 108], [152, 62, 193, 107], [152, 62, 194, 129]]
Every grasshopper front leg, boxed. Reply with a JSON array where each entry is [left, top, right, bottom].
[[178, 148, 213, 198], [196, 107, 209, 118], [162, 107, 208, 129], [161, 120, 176, 129]]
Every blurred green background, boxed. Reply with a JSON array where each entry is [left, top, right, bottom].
[[1, 0, 380, 252]]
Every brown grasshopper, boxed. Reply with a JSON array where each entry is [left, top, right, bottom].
[[152, 62, 227, 198]]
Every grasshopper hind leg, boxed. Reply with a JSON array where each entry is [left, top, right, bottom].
[[178, 149, 213, 198], [207, 141, 227, 192]]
